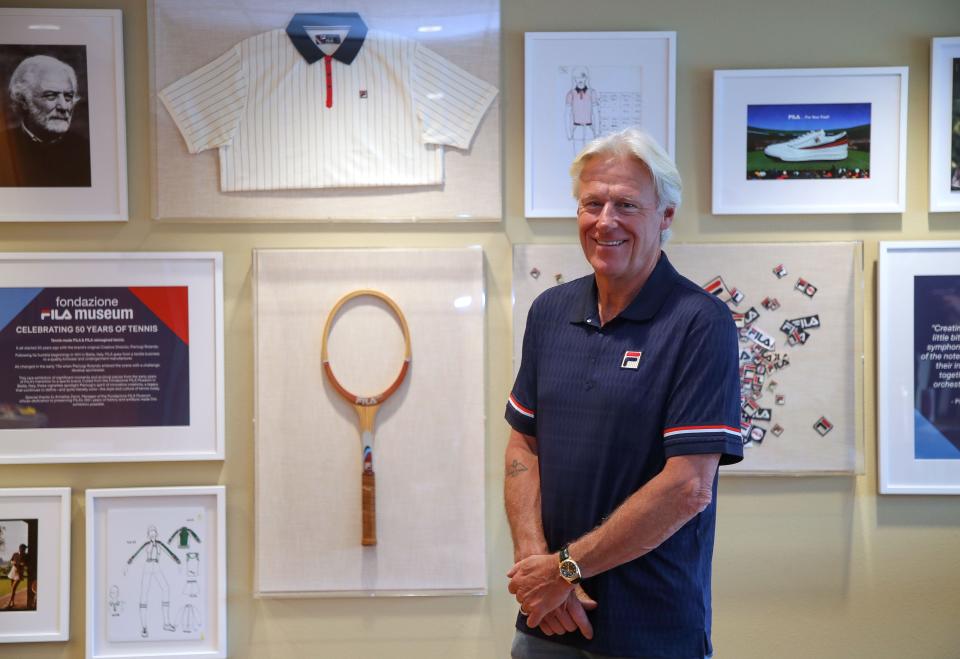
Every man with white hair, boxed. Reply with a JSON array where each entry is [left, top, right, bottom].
[[505, 128, 742, 658], [0, 53, 90, 187]]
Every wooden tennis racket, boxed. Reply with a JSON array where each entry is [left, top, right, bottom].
[[320, 289, 411, 546]]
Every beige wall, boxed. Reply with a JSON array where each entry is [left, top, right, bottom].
[[1, 0, 959, 657]]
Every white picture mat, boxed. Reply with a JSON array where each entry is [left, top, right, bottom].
[[86, 487, 226, 659], [0, 488, 70, 643], [524, 31, 676, 217], [149, 0, 501, 222], [929, 37, 960, 212], [0, 252, 224, 463], [878, 242, 960, 494], [512, 243, 863, 475], [0, 9, 127, 222], [712, 67, 908, 214], [254, 248, 486, 595]]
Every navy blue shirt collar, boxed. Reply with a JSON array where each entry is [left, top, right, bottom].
[[568, 251, 680, 326], [286, 13, 368, 65]]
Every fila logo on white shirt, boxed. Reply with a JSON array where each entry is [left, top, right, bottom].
[[621, 351, 642, 369]]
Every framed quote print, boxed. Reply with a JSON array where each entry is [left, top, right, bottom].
[[879, 242, 960, 494], [0, 488, 70, 644], [713, 67, 908, 214], [929, 37, 960, 212], [86, 486, 227, 658], [0, 252, 224, 463], [524, 31, 676, 217], [0, 8, 127, 221]]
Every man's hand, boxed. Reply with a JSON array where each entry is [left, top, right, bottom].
[[507, 553, 573, 628], [533, 586, 597, 638]]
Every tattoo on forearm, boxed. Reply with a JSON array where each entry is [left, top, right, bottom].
[[506, 459, 529, 478]]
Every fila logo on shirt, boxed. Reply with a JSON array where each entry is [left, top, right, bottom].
[[621, 350, 642, 370]]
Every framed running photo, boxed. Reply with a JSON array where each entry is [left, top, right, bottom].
[[0, 8, 126, 221], [524, 31, 676, 218], [929, 37, 960, 212], [86, 486, 227, 659], [0, 252, 224, 463], [879, 242, 960, 494], [0, 487, 70, 644], [713, 67, 908, 214]]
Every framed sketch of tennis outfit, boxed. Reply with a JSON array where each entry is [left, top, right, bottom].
[[253, 248, 485, 595], [0, 488, 70, 644], [86, 486, 226, 659], [151, 1, 500, 221], [929, 37, 960, 212]]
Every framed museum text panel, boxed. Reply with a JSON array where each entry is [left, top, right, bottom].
[[0, 488, 70, 644], [0, 252, 224, 463], [513, 242, 864, 475], [524, 31, 676, 218], [713, 67, 907, 214], [929, 37, 960, 212], [86, 486, 227, 658], [254, 248, 486, 595], [0, 8, 127, 221], [150, 0, 500, 221], [879, 242, 960, 494]]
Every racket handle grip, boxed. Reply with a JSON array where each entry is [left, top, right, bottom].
[[362, 471, 376, 546]]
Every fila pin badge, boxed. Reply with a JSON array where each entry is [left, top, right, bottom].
[[761, 296, 780, 311], [771, 424, 785, 437], [813, 416, 834, 436], [773, 264, 788, 279], [621, 351, 642, 369], [529, 267, 541, 279], [359, 89, 368, 99], [795, 277, 818, 298]]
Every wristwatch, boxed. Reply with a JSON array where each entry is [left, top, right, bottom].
[[558, 544, 582, 584]]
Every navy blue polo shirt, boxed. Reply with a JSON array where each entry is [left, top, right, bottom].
[[506, 252, 743, 658]]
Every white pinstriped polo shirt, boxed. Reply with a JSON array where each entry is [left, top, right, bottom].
[[159, 13, 498, 191]]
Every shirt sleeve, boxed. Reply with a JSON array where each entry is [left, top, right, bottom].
[[662, 304, 744, 465], [505, 299, 539, 437], [412, 43, 498, 150], [159, 44, 248, 154]]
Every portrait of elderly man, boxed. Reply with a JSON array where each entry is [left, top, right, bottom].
[[0, 51, 91, 187], [505, 128, 743, 658]]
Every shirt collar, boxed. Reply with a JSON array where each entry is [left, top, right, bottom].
[[569, 251, 680, 326], [286, 12, 368, 65]]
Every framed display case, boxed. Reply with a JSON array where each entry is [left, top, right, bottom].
[[713, 67, 908, 214], [879, 242, 960, 494], [524, 31, 676, 217], [513, 242, 864, 475], [254, 247, 486, 595], [0, 488, 70, 644], [85, 486, 227, 658], [0, 252, 224, 463], [929, 37, 960, 212], [150, 0, 500, 221], [0, 8, 126, 221]]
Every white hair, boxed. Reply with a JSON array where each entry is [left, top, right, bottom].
[[8, 55, 78, 110]]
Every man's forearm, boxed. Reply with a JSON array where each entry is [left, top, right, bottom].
[[504, 429, 547, 561], [570, 453, 721, 579]]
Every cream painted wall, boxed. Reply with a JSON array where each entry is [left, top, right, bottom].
[[1, 0, 959, 657]]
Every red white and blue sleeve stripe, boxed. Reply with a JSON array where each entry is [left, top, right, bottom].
[[505, 392, 536, 436], [663, 425, 741, 441]]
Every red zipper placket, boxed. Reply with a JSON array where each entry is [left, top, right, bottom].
[[324, 55, 333, 108]]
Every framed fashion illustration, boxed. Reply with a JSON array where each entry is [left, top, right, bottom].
[[86, 486, 227, 658], [879, 242, 960, 494], [524, 31, 676, 218], [150, 0, 500, 221], [713, 67, 908, 214], [0, 252, 224, 463], [0, 488, 70, 644], [929, 37, 960, 212], [0, 8, 126, 221]]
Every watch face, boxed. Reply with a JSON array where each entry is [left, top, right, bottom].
[[559, 559, 580, 581]]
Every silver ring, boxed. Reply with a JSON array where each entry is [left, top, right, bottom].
[[519, 607, 529, 616]]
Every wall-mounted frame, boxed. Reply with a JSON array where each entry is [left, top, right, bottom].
[[0, 8, 127, 221], [524, 31, 676, 218], [86, 486, 226, 659], [0, 488, 70, 643], [713, 67, 907, 214], [513, 242, 864, 475], [879, 242, 960, 494], [149, 0, 500, 222], [929, 37, 960, 212], [0, 252, 224, 463], [254, 248, 486, 596]]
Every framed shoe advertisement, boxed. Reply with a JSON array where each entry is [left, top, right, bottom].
[[929, 37, 960, 212], [713, 67, 908, 214]]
